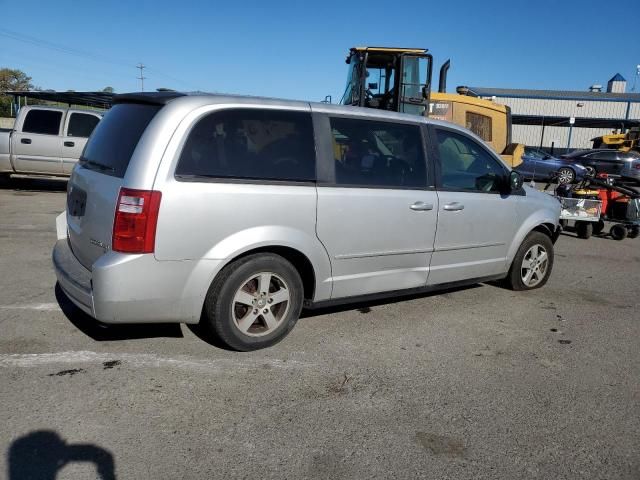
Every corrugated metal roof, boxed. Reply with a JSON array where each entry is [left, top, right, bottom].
[[465, 86, 640, 102], [4, 90, 113, 109]]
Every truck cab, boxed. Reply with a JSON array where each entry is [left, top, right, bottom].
[[0, 105, 102, 178], [339, 47, 523, 168]]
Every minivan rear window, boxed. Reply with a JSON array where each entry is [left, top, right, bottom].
[[80, 103, 160, 178]]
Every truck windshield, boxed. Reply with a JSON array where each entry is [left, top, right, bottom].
[[340, 55, 362, 106], [80, 103, 160, 178]]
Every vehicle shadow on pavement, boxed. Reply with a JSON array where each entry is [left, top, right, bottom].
[[185, 285, 483, 350], [8, 430, 116, 480], [300, 284, 482, 319], [55, 284, 183, 341], [0, 176, 67, 192]]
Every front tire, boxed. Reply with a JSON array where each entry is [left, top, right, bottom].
[[628, 226, 639, 239], [505, 232, 554, 291], [576, 221, 593, 239], [557, 167, 575, 184], [202, 253, 304, 351]]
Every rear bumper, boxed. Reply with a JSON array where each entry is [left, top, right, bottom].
[[53, 239, 94, 315], [52, 239, 222, 324]]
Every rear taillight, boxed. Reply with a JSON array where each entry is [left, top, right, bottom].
[[112, 188, 162, 253]]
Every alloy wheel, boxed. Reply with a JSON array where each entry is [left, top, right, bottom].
[[231, 272, 291, 337], [557, 168, 574, 184], [520, 244, 549, 287]]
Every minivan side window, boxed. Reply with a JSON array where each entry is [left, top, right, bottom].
[[329, 117, 427, 188], [176, 109, 316, 182], [22, 110, 63, 135], [436, 129, 506, 193], [67, 113, 100, 138]]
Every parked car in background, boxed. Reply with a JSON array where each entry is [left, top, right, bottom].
[[515, 148, 588, 184], [0, 106, 103, 180], [561, 149, 640, 182], [53, 92, 561, 351]]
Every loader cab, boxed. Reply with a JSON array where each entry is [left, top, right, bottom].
[[340, 47, 433, 116]]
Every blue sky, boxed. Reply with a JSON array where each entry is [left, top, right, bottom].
[[1, 0, 639, 101]]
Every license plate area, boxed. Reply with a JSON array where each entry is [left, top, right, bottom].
[[67, 185, 87, 217]]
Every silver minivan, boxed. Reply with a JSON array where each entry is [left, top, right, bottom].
[[53, 92, 561, 351]]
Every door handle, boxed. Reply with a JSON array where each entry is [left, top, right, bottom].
[[443, 202, 464, 211], [410, 201, 433, 211], [21, 138, 31, 144], [64, 141, 75, 147]]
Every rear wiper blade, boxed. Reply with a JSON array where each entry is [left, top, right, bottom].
[[81, 158, 115, 172]]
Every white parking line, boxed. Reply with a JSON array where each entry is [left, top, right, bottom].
[[0, 350, 308, 372], [0, 303, 60, 311]]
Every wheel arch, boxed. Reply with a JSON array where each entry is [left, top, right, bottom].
[[532, 222, 557, 239], [224, 246, 318, 302], [508, 214, 559, 265]]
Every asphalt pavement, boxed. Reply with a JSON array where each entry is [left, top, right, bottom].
[[0, 177, 638, 479]]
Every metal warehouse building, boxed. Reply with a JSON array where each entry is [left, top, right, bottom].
[[466, 74, 640, 153]]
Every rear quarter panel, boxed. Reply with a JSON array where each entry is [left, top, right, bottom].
[[150, 102, 333, 302]]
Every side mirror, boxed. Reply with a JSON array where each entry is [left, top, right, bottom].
[[543, 154, 551, 159], [508, 171, 523, 192], [367, 82, 378, 90]]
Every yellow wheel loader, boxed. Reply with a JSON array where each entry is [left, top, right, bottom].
[[340, 46, 523, 167], [591, 128, 640, 152]]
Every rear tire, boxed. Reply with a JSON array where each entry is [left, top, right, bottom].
[[628, 226, 639, 239], [576, 221, 593, 239], [202, 253, 304, 351], [505, 232, 554, 291], [610, 224, 627, 241]]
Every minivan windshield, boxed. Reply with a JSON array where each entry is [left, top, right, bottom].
[[80, 103, 161, 178]]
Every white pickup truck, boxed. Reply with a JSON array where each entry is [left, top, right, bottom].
[[0, 105, 103, 179]]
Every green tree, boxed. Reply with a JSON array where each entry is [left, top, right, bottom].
[[102, 86, 115, 93], [0, 68, 34, 117]]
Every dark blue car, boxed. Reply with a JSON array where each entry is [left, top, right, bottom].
[[515, 148, 588, 184]]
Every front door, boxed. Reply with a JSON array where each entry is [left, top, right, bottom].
[[12, 109, 63, 174], [315, 114, 438, 299], [428, 127, 519, 285]]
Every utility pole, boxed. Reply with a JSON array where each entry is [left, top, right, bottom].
[[136, 63, 146, 91]]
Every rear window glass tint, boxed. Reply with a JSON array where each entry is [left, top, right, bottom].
[[175, 109, 316, 182], [80, 103, 160, 178], [22, 110, 62, 135], [67, 113, 100, 138]]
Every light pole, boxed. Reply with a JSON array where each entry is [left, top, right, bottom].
[[631, 64, 640, 92], [566, 102, 584, 150]]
